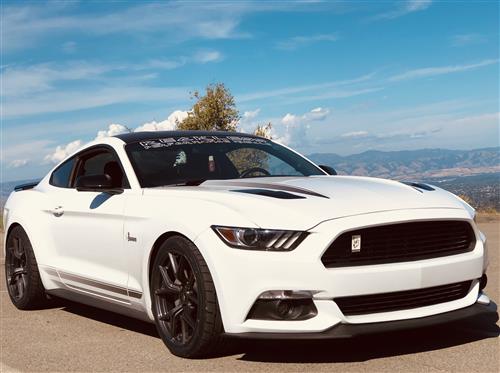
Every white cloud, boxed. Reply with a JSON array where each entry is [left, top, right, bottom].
[[237, 73, 378, 103], [2, 53, 223, 99], [193, 50, 223, 63], [135, 110, 189, 132], [96, 124, 130, 139], [144, 59, 186, 70], [1, 62, 113, 97], [1, 3, 253, 53], [276, 107, 332, 148], [282, 113, 299, 126], [389, 59, 499, 82], [44, 110, 190, 163], [282, 107, 330, 125], [9, 159, 29, 168], [4, 85, 188, 118], [273, 132, 292, 146], [372, 0, 432, 20], [44, 140, 83, 164], [404, 0, 432, 12], [2, 139, 54, 164], [2, 52, 224, 118], [276, 33, 339, 50], [243, 109, 261, 120], [304, 107, 330, 121], [453, 112, 500, 125], [341, 131, 369, 138]]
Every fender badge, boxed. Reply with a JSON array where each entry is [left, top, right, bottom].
[[127, 232, 137, 242], [351, 235, 361, 253]]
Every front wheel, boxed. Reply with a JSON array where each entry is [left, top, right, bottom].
[[151, 236, 224, 358], [5, 225, 48, 309]]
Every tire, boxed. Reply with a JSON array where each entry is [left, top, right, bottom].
[[150, 236, 224, 358], [5, 225, 48, 310]]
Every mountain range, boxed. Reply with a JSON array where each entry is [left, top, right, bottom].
[[308, 147, 499, 179]]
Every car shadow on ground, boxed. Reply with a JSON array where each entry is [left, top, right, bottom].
[[53, 298, 159, 337], [56, 297, 499, 363]]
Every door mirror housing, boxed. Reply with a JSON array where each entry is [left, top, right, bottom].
[[319, 165, 337, 175], [76, 174, 123, 194]]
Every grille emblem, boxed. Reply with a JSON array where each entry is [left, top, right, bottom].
[[351, 235, 361, 252]]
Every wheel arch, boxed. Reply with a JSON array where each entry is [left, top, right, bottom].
[[142, 230, 203, 321], [6, 221, 21, 237], [147, 231, 192, 283], [3, 222, 21, 256]]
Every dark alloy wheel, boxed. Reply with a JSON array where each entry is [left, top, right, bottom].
[[5, 225, 47, 309], [151, 236, 224, 358], [6, 231, 28, 301], [154, 250, 199, 345]]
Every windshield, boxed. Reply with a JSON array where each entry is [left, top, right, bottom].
[[125, 134, 324, 187]]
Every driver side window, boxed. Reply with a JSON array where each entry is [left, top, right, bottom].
[[73, 148, 130, 188]]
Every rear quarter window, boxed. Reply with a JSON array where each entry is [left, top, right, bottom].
[[49, 157, 76, 188]]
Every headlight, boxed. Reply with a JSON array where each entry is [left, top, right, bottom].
[[212, 226, 308, 251]]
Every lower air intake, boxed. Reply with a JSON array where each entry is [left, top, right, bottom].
[[334, 280, 473, 316]]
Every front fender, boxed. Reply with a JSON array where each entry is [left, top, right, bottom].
[[124, 194, 257, 321]]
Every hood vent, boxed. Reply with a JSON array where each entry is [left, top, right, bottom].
[[401, 181, 435, 192], [231, 189, 306, 199]]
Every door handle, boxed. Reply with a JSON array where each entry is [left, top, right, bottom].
[[52, 206, 64, 217]]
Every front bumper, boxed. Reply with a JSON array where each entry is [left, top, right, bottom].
[[226, 301, 498, 339], [195, 208, 488, 334]]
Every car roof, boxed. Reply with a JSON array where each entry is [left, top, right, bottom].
[[114, 130, 257, 144]]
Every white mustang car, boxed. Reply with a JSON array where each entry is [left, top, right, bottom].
[[3, 131, 496, 358]]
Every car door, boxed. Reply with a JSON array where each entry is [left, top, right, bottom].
[[46, 146, 131, 301]]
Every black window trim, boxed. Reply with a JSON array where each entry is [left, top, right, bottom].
[[49, 144, 131, 189]]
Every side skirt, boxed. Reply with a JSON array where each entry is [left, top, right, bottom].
[[47, 286, 153, 323]]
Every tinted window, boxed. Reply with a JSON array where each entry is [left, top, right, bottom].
[[125, 135, 323, 187], [75, 150, 129, 188], [50, 157, 76, 188], [78, 152, 115, 176], [227, 148, 303, 176]]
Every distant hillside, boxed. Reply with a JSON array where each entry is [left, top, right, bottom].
[[308, 147, 500, 179], [424, 172, 500, 211]]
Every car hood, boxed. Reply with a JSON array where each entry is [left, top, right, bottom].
[[144, 176, 467, 230]]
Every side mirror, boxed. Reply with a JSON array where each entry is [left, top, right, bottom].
[[319, 165, 337, 175], [76, 174, 123, 194]]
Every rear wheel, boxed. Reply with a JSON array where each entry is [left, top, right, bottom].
[[151, 236, 224, 358], [5, 225, 47, 309]]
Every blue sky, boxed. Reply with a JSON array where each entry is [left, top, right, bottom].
[[1, 0, 499, 181]]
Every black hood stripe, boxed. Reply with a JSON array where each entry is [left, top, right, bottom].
[[207, 180, 329, 199]]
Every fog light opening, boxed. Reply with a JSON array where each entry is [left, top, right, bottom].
[[246, 290, 319, 321], [276, 300, 294, 318]]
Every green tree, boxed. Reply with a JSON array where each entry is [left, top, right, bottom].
[[177, 83, 274, 176], [177, 83, 240, 131]]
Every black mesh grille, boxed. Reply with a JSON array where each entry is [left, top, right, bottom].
[[321, 220, 475, 268], [335, 281, 473, 316]]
